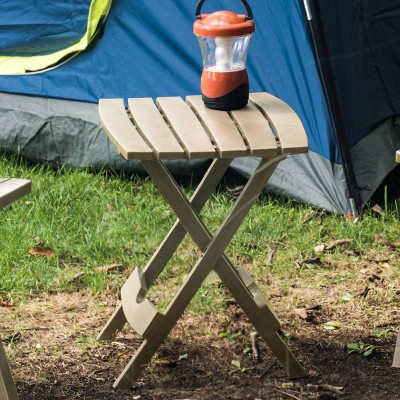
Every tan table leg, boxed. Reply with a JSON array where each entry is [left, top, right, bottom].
[[0, 340, 19, 400], [97, 158, 232, 340], [393, 330, 400, 367], [111, 156, 305, 388], [394, 152, 400, 367]]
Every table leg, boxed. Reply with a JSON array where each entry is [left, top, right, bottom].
[[0, 340, 19, 400], [393, 328, 400, 367], [146, 156, 305, 378], [113, 156, 305, 388], [97, 159, 232, 341]]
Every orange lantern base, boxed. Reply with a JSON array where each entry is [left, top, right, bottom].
[[201, 69, 249, 110]]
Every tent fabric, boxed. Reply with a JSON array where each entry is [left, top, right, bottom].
[[351, 115, 400, 203], [0, 0, 399, 214], [308, 0, 400, 146], [0, 0, 111, 74]]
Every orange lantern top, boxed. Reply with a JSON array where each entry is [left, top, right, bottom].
[[194, 10, 255, 37]]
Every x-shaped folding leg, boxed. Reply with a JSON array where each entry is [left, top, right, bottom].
[[98, 158, 232, 341], [99, 156, 306, 388]]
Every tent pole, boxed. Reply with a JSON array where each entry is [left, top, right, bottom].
[[302, 0, 361, 218]]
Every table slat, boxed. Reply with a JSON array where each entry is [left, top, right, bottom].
[[231, 102, 278, 157], [99, 99, 153, 160], [250, 93, 308, 155], [186, 96, 248, 158], [128, 98, 185, 160], [156, 97, 216, 159], [0, 178, 31, 208]]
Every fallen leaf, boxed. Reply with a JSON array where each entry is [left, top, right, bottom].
[[28, 246, 55, 257], [294, 308, 311, 320], [294, 305, 321, 321], [314, 245, 325, 254], [371, 203, 385, 215]]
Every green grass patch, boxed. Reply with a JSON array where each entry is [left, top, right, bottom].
[[1, 154, 399, 319]]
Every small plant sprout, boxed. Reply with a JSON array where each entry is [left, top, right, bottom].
[[242, 347, 252, 355], [230, 359, 252, 374], [373, 328, 393, 338], [218, 329, 242, 340], [346, 342, 378, 357], [323, 321, 342, 330]]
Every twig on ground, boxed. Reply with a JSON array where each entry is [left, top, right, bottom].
[[274, 388, 302, 400], [250, 331, 260, 361], [307, 383, 344, 394]]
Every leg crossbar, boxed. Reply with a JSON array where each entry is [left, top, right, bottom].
[[99, 156, 306, 389]]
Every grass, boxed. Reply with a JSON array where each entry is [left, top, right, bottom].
[[0, 154, 399, 322]]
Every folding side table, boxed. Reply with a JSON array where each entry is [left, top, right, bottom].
[[393, 150, 400, 368], [97, 93, 308, 388], [1, 177, 31, 400]]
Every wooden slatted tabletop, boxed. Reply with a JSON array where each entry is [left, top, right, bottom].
[[0, 178, 31, 209], [99, 93, 308, 161]]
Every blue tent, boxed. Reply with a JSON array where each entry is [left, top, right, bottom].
[[0, 0, 399, 213]]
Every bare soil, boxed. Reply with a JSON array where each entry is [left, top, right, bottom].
[[1, 289, 399, 400]]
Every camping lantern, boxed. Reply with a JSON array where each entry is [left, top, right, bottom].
[[193, 0, 255, 110]]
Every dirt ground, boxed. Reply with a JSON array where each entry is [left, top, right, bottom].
[[0, 289, 399, 400]]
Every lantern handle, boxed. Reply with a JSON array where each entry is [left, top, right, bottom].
[[195, 0, 253, 20]]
